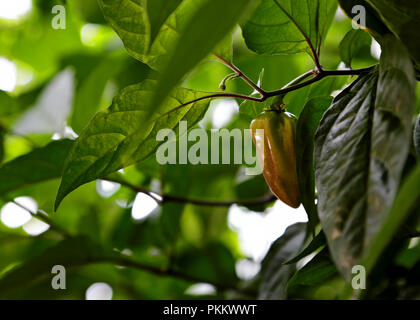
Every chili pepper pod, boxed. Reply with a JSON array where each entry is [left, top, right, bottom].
[[250, 110, 301, 208]]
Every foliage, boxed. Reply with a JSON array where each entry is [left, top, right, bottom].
[[0, 0, 419, 300]]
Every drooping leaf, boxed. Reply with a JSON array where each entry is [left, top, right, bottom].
[[284, 231, 326, 265], [339, 29, 372, 68], [0, 140, 73, 195], [314, 35, 416, 278], [151, 0, 256, 118], [241, 0, 337, 58], [295, 97, 333, 229], [146, 0, 183, 48], [286, 248, 338, 291], [55, 80, 213, 209], [99, 0, 233, 71], [258, 223, 306, 299]]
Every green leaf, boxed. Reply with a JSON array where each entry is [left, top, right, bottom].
[[234, 175, 270, 212], [295, 96, 332, 229], [337, 0, 390, 40], [339, 29, 372, 68], [362, 162, 420, 273], [55, 80, 213, 209], [0, 140, 73, 195], [284, 231, 326, 265], [175, 242, 238, 286], [71, 53, 125, 133], [314, 35, 416, 278], [258, 223, 306, 299], [99, 0, 233, 71], [396, 238, 420, 269], [365, 0, 420, 69], [151, 0, 255, 119], [146, 0, 183, 48], [414, 115, 420, 157], [0, 236, 119, 299], [241, 0, 337, 57], [287, 248, 337, 291]]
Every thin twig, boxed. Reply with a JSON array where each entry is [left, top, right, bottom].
[[214, 54, 266, 96], [104, 177, 276, 207], [9, 199, 71, 237], [107, 256, 257, 296], [265, 66, 374, 98]]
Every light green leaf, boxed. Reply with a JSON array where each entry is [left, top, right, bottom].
[[145, 0, 183, 48], [55, 80, 213, 209], [241, 0, 337, 57], [71, 53, 125, 133], [314, 35, 416, 278], [0, 140, 73, 195], [339, 29, 372, 68], [151, 0, 256, 119], [99, 0, 233, 71]]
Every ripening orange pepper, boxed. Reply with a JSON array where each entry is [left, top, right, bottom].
[[250, 110, 301, 208]]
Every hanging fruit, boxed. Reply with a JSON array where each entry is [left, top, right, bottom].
[[250, 108, 301, 208]]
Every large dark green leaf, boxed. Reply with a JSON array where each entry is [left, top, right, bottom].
[[99, 0, 232, 71], [295, 97, 333, 229], [258, 223, 306, 299], [0, 140, 73, 195], [151, 0, 256, 118], [55, 80, 213, 209], [339, 29, 372, 68], [314, 35, 416, 278], [241, 0, 337, 57]]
